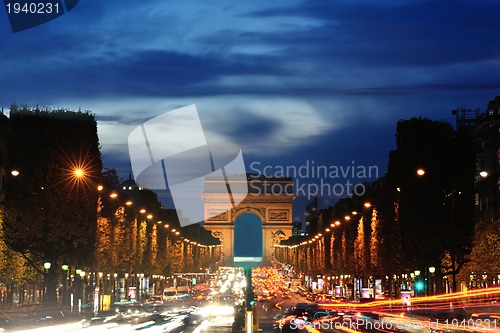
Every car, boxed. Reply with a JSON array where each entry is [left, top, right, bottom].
[[146, 295, 163, 304], [279, 307, 317, 333], [297, 287, 308, 296], [289, 303, 319, 316], [314, 294, 329, 302], [279, 315, 308, 333]]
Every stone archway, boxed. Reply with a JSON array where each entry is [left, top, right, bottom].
[[203, 175, 294, 266], [233, 212, 263, 259]]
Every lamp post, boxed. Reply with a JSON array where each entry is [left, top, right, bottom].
[[414, 270, 421, 297], [98, 272, 103, 313], [125, 273, 129, 300], [79, 270, 86, 310], [113, 273, 118, 304], [61, 263, 69, 306], [43, 262, 51, 304], [429, 266, 435, 295], [74, 268, 82, 311], [11, 166, 89, 306]]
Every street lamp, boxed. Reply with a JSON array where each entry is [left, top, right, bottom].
[[43, 262, 51, 304], [416, 168, 426, 176], [9, 165, 92, 306], [74, 168, 84, 178], [125, 273, 130, 300], [113, 273, 118, 303], [61, 264, 69, 306], [429, 267, 435, 295]]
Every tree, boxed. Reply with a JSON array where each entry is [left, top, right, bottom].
[[354, 217, 367, 276], [460, 218, 500, 284], [329, 231, 336, 271], [369, 209, 382, 275], [3, 106, 102, 305], [386, 117, 475, 291]]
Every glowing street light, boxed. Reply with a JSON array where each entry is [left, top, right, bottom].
[[11, 170, 20, 177], [416, 168, 426, 176], [74, 168, 84, 178]]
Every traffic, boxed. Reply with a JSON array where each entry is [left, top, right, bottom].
[[2, 264, 500, 333]]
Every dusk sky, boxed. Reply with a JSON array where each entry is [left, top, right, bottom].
[[1, 0, 500, 218]]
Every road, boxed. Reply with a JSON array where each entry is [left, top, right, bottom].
[[2, 284, 499, 333]]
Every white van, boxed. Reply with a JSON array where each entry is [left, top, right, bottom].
[[163, 285, 191, 302], [163, 287, 178, 302]]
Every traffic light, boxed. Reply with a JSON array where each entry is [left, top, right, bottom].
[[415, 280, 424, 292], [244, 268, 255, 310]]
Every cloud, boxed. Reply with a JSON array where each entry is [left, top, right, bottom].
[[1, 0, 499, 185]]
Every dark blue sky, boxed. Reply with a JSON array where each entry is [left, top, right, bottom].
[[1, 0, 500, 219]]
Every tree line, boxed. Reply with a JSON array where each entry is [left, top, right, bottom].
[[0, 105, 220, 306], [276, 117, 498, 294]]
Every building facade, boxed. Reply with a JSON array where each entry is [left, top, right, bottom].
[[472, 96, 500, 223]]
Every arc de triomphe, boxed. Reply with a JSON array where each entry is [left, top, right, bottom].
[[202, 175, 294, 266]]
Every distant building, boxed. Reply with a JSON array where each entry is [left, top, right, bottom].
[[305, 197, 319, 235], [453, 96, 500, 223], [292, 221, 303, 236], [472, 97, 500, 223], [0, 110, 9, 202], [121, 174, 143, 192]]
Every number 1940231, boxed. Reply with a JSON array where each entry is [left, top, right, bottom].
[[5, 2, 60, 14]]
